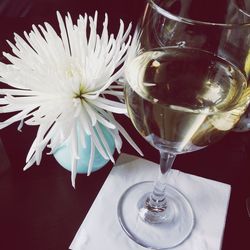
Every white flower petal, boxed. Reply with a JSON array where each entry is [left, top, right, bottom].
[[89, 125, 109, 160], [56, 11, 71, 57], [0, 11, 142, 188], [83, 101, 97, 126], [95, 123, 115, 163], [90, 97, 127, 114], [90, 107, 116, 129], [23, 155, 36, 171], [0, 107, 34, 129], [87, 138, 95, 176]]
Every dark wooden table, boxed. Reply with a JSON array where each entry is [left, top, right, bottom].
[[0, 1, 250, 249]]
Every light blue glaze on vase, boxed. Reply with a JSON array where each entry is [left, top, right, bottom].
[[53, 123, 115, 174]]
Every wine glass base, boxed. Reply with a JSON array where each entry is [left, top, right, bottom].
[[117, 181, 195, 249]]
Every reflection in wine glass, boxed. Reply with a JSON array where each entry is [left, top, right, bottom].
[[117, 0, 250, 249]]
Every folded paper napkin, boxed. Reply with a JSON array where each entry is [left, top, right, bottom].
[[70, 153, 231, 250]]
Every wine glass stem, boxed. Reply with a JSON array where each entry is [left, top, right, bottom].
[[152, 151, 176, 200], [138, 151, 176, 223]]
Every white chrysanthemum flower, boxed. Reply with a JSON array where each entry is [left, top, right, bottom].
[[0, 11, 142, 187]]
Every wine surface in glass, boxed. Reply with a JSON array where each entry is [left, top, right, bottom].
[[125, 47, 249, 154]]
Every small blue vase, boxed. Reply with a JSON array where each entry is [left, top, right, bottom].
[[53, 123, 116, 174]]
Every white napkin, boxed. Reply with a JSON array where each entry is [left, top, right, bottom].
[[70, 153, 231, 250]]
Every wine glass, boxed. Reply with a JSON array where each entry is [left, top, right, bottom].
[[228, 0, 250, 131], [117, 0, 250, 249], [233, 0, 250, 18]]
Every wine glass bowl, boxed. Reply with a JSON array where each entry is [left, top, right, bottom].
[[125, 47, 249, 153], [117, 0, 250, 249]]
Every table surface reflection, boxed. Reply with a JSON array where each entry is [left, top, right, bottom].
[[0, 1, 250, 250]]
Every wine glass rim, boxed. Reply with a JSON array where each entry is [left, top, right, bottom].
[[148, 0, 250, 27]]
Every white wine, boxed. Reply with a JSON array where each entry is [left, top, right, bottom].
[[125, 47, 250, 154]]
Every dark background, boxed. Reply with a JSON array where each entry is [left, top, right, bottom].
[[0, 1, 250, 249]]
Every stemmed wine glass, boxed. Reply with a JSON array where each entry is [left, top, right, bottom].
[[117, 0, 250, 249]]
